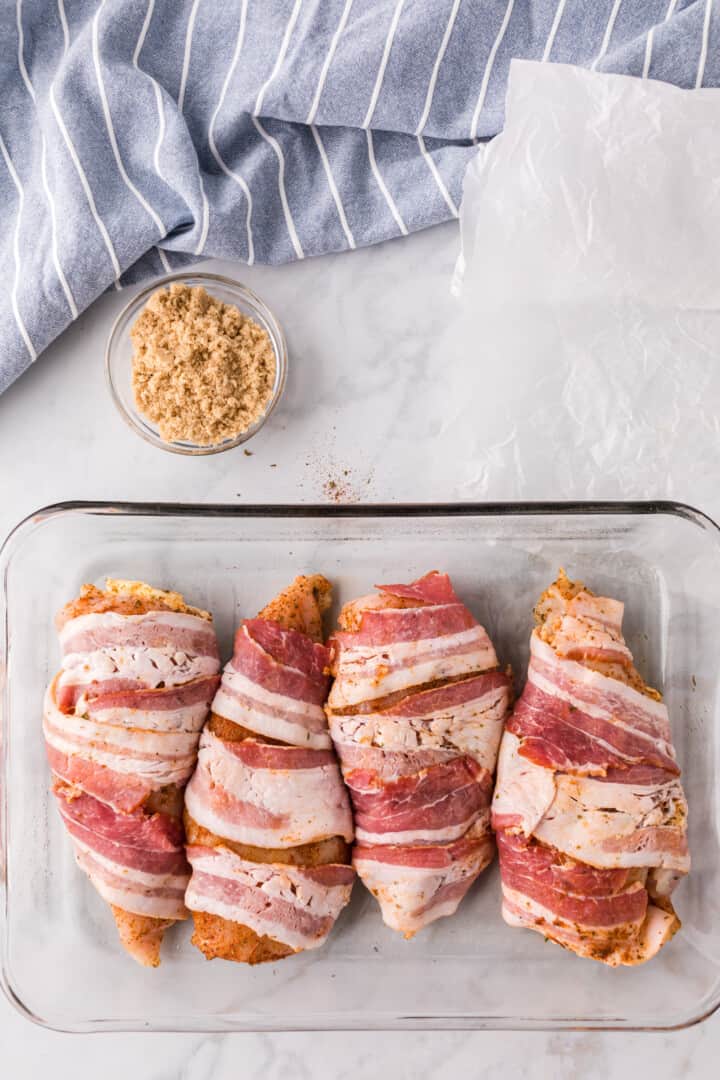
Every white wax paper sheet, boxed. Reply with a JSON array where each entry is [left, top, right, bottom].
[[449, 61, 720, 519]]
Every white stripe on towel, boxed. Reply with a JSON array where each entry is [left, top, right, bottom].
[[310, 123, 356, 248], [40, 142, 79, 315], [55, 0, 119, 289], [255, 0, 303, 116], [469, 0, 514, 139], [131, 0, 168, 190], [252, 2, 304, 258], [542, 0, 567, 62], [92, 0, 165, 237], [417, 135, 458, 217], [193, 171, 210, 255], [363, 0, 405, 129], [157, 248, 171, 272], [695, 0, 712, 88], [252, 116, 304, 259], [149, 80, 172, 267], [49, 81, 122, 283], [307, 0, 354, 125], [132, 0, 171, 273], [643, 0, 678, 79], [152, 85, 167, 180], [591, 0, 623, 71], [0, 132, 36, 360], [366, 129, 407, 236], [208, 0, 254, 265], [17, 0, 78, 318], [415, 0, 462, 136], [58, 0, 70, 54], [642, 27, 654, 77], [178, 0, 201, 113], [132, 0, 155, 67], [15, 0, 34, 97], [175, 0, 209, 254]]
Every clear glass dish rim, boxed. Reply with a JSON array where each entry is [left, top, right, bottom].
[[1, 498, 719, 1034], [104, 271, 289, 456]]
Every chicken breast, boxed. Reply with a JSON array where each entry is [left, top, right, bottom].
[[185, 574, 355, 964]]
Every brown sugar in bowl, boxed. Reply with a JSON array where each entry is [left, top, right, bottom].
[[106, 272, 287, 455]]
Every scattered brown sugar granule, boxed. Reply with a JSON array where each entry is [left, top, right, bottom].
[[323, 471, 356, 503], [131, 283, 276, 445]]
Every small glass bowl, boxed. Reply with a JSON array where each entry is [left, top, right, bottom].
[[105, 271, 288, 455]]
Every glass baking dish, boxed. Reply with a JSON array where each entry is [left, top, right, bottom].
[[1, 500, 719, 1033]]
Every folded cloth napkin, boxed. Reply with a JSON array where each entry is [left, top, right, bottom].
[[1, 0, 717, 393]]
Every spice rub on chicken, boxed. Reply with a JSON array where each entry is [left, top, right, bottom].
[[184, 575, 355, 964], [44, 579, 221, 967], [533, 570, 660, 698], [326, 571, 512, 937], [492, 571, 689, 966]]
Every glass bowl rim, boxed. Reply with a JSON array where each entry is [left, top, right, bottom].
[[104, 270, 288, 456]]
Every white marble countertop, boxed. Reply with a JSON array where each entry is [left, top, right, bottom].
[[0, 222, 716, 1077]]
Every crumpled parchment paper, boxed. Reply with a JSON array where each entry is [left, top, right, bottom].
[[448, 60, 720, 520]]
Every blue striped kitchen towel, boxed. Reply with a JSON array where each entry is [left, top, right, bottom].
[[1, 0, 718, 393]]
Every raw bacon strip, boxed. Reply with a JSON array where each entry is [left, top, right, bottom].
[[501, 885, 678, 966], [328, 571, 510, 935], [497, 830, 648, 926], [184, 729, 353, 848], [56, 788, 187, 874], [185, 845, 354, 952], [212, 669, 330, 749], [379, 668, 509, 720], [492, 731, 557, 836], [332, 740, 459, 781], [553, 619, 632, 666], [45, 674, 218, 805], [508, 681, 678, 777], [532, 772, 689, 871], [59, 610, 220, 660], [57, 787, 190, 918], [184, 575, 355, 964], [44, 580, 220, 966], [56, 605, 220, 708], [330, 670, 511, 772], [530, 639, 672, 743], [346, 757, 492, 845], [328, 625, 497, 709], [74, 843, 188, 920], [331, 671, 511, 785], [242, 618, 330, 684], [213, 618, 333, 748], [541, 588, 633, 666], [57, 646, 218, 698], [334, 603, 476, 648], [492, 572, 689, 966], [493, 731, 689, 871], [229, 622, 330, 705], [86, 675, 221, 728], [508, 635, 678, 776], [46, 743, 151, 814], [377, 573, 461, 605], [353, 830, 495, 937], [497, 832, 677, 966], [218, 739, 337, 770], [328, 573, 498, 709], [57, 678, 143, 713], [44, 684, 200, 786]]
